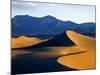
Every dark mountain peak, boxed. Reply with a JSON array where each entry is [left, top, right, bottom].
[[42, 15, 56, 19], [13, 15, 29, 18], [13, 15, 39, 19], [41, 15, 57, 22], [65, 20, 77, 24], [19, 15, 30, 17]]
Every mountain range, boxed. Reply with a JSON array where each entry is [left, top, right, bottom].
[[12, 15, 96, 38]]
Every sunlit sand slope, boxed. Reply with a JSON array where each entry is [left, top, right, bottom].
[[57, 50, 96, 70], [12, 46, 85, 59], [66, 31, 96, 51], [11, 36, 43, 48], [30, 46, 85, 58], [57, 31, 96, 70]]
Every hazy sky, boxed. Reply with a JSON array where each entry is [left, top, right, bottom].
[[12, 0, 95, 23]]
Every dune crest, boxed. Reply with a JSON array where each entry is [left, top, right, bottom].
[[66, 31, 96, 51], [57, 31, 96, 70], [11, 36, 44, 48]]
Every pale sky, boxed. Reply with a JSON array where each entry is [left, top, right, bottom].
[[12, 0, 95, 23]]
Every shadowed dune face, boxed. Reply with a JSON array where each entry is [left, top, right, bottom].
[[12, 32, 75, 50], [12, 46, 84, 74], [57, 31, 96, 70], [12, 31, 96, 74], [11, 36, 44, 48]]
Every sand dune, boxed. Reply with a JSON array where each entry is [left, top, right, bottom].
[[67, 31, 96, 51], [11, 36, 44, 48], [57, 49, 96, 70], [12, 46, 85, 59], [12, 31, 96, 71], [57, 31, 96, 70], [30, 46, 85, 58], [12, 32, 75, 50]]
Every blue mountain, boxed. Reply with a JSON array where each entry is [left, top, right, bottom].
[[11, 15, 96, 38]]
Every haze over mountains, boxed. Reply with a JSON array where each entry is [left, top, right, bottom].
[[12, 15, 96, 38]]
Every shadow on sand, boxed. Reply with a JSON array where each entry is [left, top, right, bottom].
[[12, 53, 76, 74]]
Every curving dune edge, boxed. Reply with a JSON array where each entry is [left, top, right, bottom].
[[57, 31, 96, 70], [11, 36, 44, 48]]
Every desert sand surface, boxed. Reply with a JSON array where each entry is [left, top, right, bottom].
[[12, 46, 84, 74], [11, 36, 44, 48], [12, 46, 85, 59], [12, 50, 32, 59], [57, 31, 96, 70], [12, 45, 84, 74], [57, 50, 96, 70], [12, 31, 96, 74], [67, 31, 96, 51]]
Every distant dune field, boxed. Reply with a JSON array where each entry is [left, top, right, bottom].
[[57, 31, 96, 70], [11, 36, 44, 48]]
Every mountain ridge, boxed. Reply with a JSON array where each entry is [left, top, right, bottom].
[[12, 15, 96, 38]]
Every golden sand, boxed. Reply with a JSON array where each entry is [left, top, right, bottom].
[[67, 31, 96, 51], [11, 36, 43, 48], [12, 46, 84, 59], [57, 31, 96, 70], [30, 46, 85, 58], [57, 50, 96, 70], [12, 31, 96, 70]]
